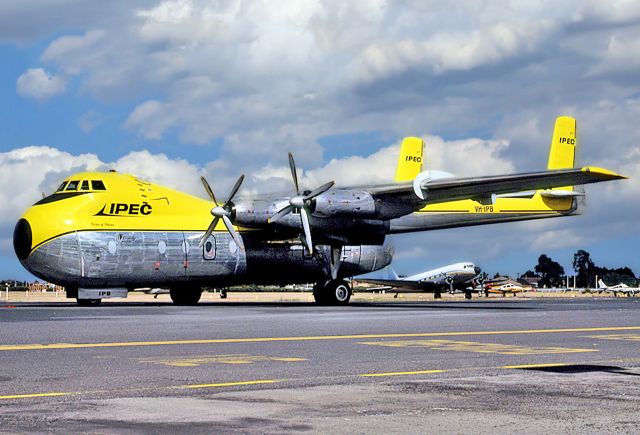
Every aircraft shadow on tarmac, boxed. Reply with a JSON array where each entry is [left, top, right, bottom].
[[516, 364, 640, 377]]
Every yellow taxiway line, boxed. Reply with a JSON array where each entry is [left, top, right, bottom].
[[2, 326, 639, 352], [0, 392, 76, 400], [4, 357, 640, 400], [180, 379, 279, 389], [358, 361, 590, 378], [0, 379, 281, 401], [501, 363, 570, 369], [361, 369, 445, 377]]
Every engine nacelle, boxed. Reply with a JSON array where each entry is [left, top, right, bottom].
[[233, 200, 273, 227], [313, 190, 377, 218]]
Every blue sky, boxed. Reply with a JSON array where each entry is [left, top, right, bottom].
[[1, 1, 639, 282]]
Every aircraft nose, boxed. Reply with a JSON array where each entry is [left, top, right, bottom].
[[13, 218, 32, 260]]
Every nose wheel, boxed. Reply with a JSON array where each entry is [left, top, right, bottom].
[[313, 279, 352, 305], [77, 298, 101, 306], [169, 286, 202, 305]]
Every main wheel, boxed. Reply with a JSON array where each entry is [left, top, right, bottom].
[[434, 291, 442, 299], [312, 282, 327, 304], [464, 291, 472, 300], [77, 298, 101, 306], [170, 287, 202, 305], [325, 280, 352, 305]]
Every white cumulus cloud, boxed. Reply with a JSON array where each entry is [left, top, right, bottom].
[[16, 68, 66, 100]]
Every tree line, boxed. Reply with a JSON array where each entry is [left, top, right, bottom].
[[521, 250, 637, 288]]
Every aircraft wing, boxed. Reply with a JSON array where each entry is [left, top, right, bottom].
[[357, 278, 422, 289], [367, 166, 625, 211], [356, 278, 442, 291]]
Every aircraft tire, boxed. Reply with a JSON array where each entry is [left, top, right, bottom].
[[325, 280, 351, 305], [170, 287, 202, 305], [464, 291, 472, 300], [434, 292, 442, 299], [77, 298, 101, 306], [312, 283, 328, 305]]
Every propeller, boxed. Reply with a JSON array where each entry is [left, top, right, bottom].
[[269, 152, 334, 254], [199, 174, 245, 250], [445, 275, 455, 294]]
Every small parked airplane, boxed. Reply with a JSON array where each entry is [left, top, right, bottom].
[[597, 279, 639, 297], [486, 282, 527, 297], [356, 262, 481, 299]]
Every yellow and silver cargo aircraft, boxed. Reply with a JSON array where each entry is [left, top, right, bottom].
[[13, 116, 625, 305]]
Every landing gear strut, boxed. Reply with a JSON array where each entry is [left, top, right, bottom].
[[169, 286, 202, 305], [313, 279, 352, 305]]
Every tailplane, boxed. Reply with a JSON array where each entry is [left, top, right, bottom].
[[394, 137, 424, 182]]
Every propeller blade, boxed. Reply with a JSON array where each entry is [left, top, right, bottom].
[[200, 176, 217, 204], [303, 180, 335, 200], [288, 152, 300, 195], [225, 174, 245, 205], [222, 215, 244, 251], [269, 204, 295, 223], [199, 216, 220, 248], [300, 207, 313, 254]]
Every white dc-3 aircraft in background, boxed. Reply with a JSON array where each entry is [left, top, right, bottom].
[[13, 116, 626, 305], [355, 262, 481, 299]]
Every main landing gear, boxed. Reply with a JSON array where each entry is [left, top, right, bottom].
[[169, 286, 202, 305], [313, 279, 352, 305]]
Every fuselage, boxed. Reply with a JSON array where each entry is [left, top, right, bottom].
[[404, 262, 480, 286], [14, 171, 393, 289]]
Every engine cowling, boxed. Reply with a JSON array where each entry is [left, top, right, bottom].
[[312, 190, 377, 218]]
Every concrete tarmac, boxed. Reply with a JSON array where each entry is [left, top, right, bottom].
[[1, 297, 639, 433]]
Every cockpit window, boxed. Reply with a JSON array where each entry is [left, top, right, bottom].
[[65, 180, 79, 191], [56, 181, 68, 192], [80, 180, 90, 191], [91, 180, 106, 190]]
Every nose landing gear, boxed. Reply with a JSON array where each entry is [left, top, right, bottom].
[[169, 286, 202, 305], [77, 298, 101, 306]]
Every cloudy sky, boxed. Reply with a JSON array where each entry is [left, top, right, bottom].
[[1, 0, 639, 281]]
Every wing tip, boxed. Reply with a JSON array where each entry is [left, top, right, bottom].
[[581, 166, 628, 180]]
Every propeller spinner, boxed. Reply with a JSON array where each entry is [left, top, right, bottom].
[[199, 174, 245, 250], [269, 152, 334, 254]]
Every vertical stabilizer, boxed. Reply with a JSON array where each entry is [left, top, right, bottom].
[[383, 266, 400, 280], [394, 137, 424, 182], [547, 116, 577, 191]]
